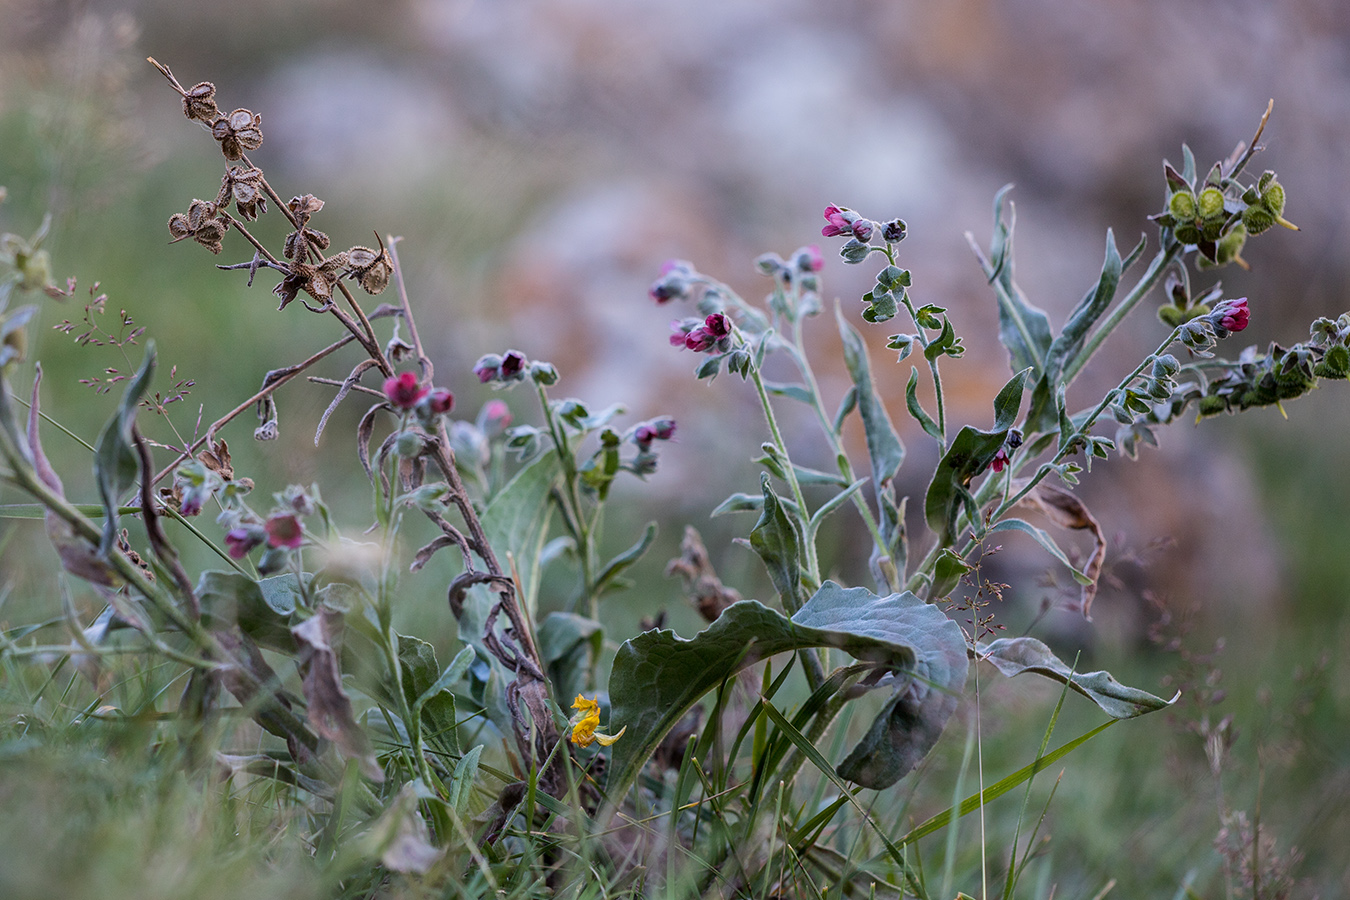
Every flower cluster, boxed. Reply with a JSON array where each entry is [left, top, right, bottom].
[[755, 244, 825, 293], [648, 259, 698, 304], [632, 416, 676, 450], [670, 313, 732, 353], [473, 350, 558, 386], [383, 371, 455, 427]]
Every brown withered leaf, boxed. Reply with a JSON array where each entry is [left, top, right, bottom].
[[1017, 483, 1106, 619], [666, 525, 742, 622], [198, 439, 233, 480], [26, 365, 121, 588], [292, 607, 384, 781]]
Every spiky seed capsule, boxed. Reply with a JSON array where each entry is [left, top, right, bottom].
[[1260, 180, 1285, 216], [1197, 186, 1225, 220], [1168, 190, 1197, 220], [1242, 204, 1275, 235], [182, 82, 219, 121], [1213, 224, 1248, 265], [167, 212, 190, 241], [1174, 222, 1203, 245]]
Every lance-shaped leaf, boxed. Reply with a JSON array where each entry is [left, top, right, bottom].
[[92, 341, 156, 556], [979, 636, 1177, 718], [480, 449, 559, 615], [607, 581, 968, 799], [292, 607, 384, 781], [19, 366, 120, 587], [836, 305, 905, 491], [749, 474, 801, 609], [1042, 230, 1143, 385], [976, 187, 1052, 377], [924, 368, 1030, 542], [594, 521, 658, 597]]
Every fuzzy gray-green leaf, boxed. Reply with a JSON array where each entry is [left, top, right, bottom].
[[979, 636, 1177, 718]]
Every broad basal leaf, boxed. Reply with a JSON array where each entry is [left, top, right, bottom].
[[607, 581, 968, 798]]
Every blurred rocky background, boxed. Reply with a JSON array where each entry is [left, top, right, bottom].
[[1, 1, 1348, 891]]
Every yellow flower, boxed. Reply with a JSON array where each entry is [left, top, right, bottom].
[[568, 694, 625, 748]]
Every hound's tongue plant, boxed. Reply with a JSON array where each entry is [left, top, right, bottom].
[[0, 65, 1332, 899]]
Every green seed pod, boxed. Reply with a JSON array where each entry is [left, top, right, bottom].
[[1168, 190, 1197, 220], [1242, 204, 1275, 235], [1157, 304, 1186, 328], [1201, 218, 1226, 242], [1198, 186, 1226, 220], [1174, 222, 1203, 245], [1214, 224, 1248, 265], [1261, 180, 1286, 216], [1197, 394, 1229, 417], [1315, 343, 1350, 379]]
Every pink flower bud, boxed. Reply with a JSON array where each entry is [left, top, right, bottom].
[[264, 513, 304, 550], [425, 388, 455, 415], [1213, 297, 1249, 333], [383, 371, 429, 409], [225, 526, 266, 559]]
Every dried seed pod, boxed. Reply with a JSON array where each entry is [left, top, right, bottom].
[[167, 212, 191, 242], [346, 242, 393, 295], [193, 219, 226, 254], [287, 193, 324, 225], [212, 108, 264, 160], [225, 165, 267, 220], [167, 200, 227, 253], [182, 82, 219, 121], [185, 199, 217, 231]]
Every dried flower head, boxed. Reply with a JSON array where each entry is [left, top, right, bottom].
[[288, 193, 324, 227], [210, 108, 263, 160], [167, 199, 228, 254], [182, 81, 219, 122], [221, 165, 267, 221], [346, 242, 393, 295], [273, 252, 349, 310]]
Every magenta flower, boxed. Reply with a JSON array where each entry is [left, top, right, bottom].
[[795, 244, 824, 272], [678, 313, 732, 352], [480, 399, 512, 436], [1210, 297, 1249, 334], [225, 526, 266, 559], [500, 350, 526, 379], [990, 447, 1011, 474], [473, 350, 528, 384], [634, 416, 677, 448], [179, 484, 209, 517], [264, 513, 304, 550], [424, 388, 455, 415], [384, 371, 429, 409], [649, 259, 696, 303], [822, 205, 853, 237]]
